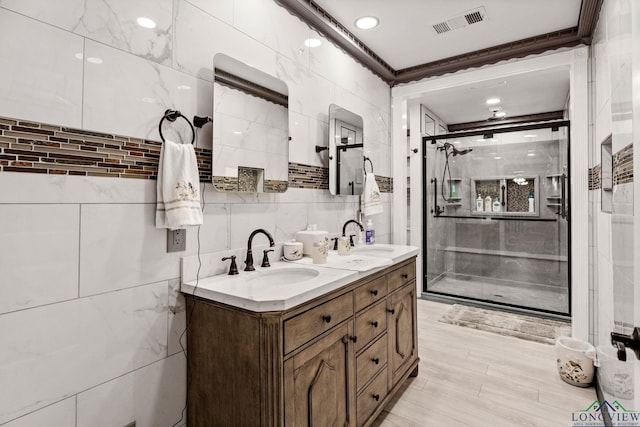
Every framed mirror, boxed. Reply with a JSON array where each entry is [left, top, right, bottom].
[[212, 53, 289, 193], [328, 104, 364, 195]]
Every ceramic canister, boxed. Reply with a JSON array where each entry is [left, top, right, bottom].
[[337, 236, 351, 256], [295, 230, 329, 255], [311, 240, 328, 264], [283, 241, 303, 261]]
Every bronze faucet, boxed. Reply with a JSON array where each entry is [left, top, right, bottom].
[[244, 228, 275, 271], [342, 219, 364, 247]]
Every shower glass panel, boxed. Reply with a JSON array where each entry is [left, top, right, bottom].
[[422, 121, 570, 316]]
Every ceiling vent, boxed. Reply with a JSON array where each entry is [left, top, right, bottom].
[[432, 6, 487, 35]]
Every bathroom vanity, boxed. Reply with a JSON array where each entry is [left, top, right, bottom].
[[181, 246, 418, 427]]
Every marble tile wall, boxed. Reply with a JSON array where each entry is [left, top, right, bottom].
[[588, 0, 637, 401], [0, 1, 393, 425]]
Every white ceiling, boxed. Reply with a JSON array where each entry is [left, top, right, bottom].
[[311, 0, 579, 125], [415, 67, 570, 125]]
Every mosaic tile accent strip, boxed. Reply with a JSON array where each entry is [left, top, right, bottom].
[[589, 164, 601, 190], [0, 116, 212, 181], [212, 176, 238, 191], [264, 180, 288, 192], [376, 175, 393, 193], [288, 162, 329, 190], [613, 143, 633, 185], [0, 115, 393, 193]]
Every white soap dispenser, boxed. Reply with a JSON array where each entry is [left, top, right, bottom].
[[476, 194, 483, 211]]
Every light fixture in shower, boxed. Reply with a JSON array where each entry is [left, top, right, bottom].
[[513, 176, 528, 185]]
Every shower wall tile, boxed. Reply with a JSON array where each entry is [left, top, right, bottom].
[[0, 204, 79, 315], [79, 204, 181, 297], [76, 353, 186, 427], [0, 8, 83, 128], [2, 397, 76, 427], [0, 0, 174, 66], [0, 281, 168, 424]]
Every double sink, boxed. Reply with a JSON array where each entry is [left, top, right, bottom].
[[181, 243, 417, 312]]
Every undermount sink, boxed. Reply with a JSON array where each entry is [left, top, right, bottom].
[[246, 267, 320, 286]]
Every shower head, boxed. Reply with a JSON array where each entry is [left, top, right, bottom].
[[441, 142, 473, 156], [451, 147, 473, 156]]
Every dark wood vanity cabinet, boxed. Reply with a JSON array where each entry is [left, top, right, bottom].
[[184, 257, 417, 427]]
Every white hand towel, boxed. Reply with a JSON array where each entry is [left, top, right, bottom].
[[361, 172, 383, 216], [155, 139, 203, 229]]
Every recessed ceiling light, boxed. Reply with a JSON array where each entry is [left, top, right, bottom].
[[527, 153, 536, 156], [486, 98, 500, 105], [136, 17, 156, 29], [233, 131, 242, 135], [494, 156, 502, 160], [355, 16, 379, 30], [304, 38, 321, 48], [494, 111, 506, 118]]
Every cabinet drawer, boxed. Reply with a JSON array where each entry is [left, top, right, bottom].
[[386, 260, 416, 293], [354, 300, 387, 352], [356, 368, 388, 427], [354, 275, 387, 313], [356, 333, 387, 391], [284, 292, 353, 354]]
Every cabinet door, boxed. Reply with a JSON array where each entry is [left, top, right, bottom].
[[284, 322, 355, 427], [387, 283, 417, 385]]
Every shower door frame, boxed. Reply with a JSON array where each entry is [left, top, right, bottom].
[[421, 120, 572, 317]]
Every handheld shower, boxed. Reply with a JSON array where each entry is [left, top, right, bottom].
[[436, 142, 473, 206]]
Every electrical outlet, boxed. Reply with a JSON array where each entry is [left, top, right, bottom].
[[167, 229, 186, 252]]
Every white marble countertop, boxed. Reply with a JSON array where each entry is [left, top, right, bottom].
[[181, 244, 419, 312]]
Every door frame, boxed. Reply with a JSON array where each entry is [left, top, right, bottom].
[[391, 47, 589, 339]]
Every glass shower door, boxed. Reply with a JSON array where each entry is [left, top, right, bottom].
[[422, 121, 570, 316]]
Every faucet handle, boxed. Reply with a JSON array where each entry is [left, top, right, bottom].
[[222, 256, 239, 275], [261, 249, 274, 267], [349, 234, 357, 247], [331, 237, 339, 251]]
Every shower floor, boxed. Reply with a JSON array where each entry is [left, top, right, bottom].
[[427, 273, 568, 314]]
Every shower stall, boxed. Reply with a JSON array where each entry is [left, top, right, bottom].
[[422, 121, 570, 316]]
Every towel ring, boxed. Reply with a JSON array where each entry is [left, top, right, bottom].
[[364, 157, 373, 175], [159, 109, 195, 144]]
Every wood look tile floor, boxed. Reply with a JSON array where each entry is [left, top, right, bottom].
[[372, 299, 596, 427]]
